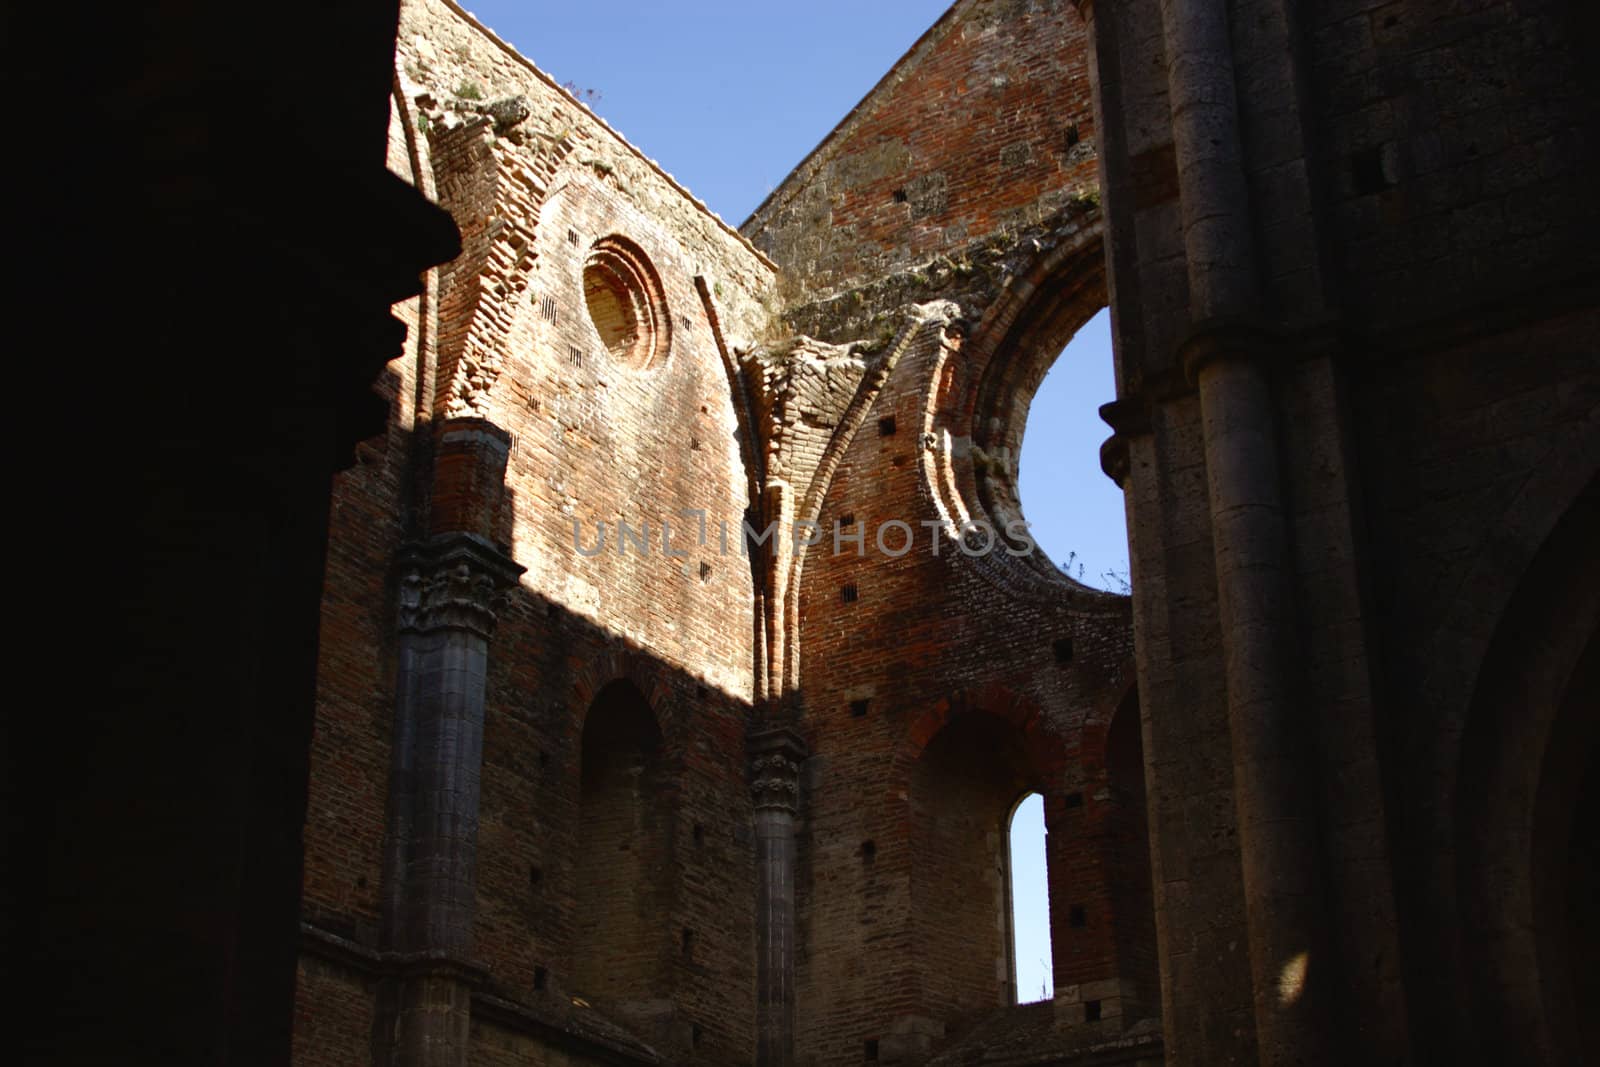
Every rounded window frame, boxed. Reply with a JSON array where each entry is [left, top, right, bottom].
[[581, 235, 671, 371]]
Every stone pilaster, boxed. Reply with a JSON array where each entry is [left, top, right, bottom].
[[750, 728, 806, 1067]]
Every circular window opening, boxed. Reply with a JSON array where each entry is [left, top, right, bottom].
[[1016, 307, 1129, 592], [582, 236, 670, 370]]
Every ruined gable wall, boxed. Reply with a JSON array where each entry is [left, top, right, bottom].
[[744, 0, 1100, 345], [297, 1, 781, 1062], [402, 1, 775, 1052]]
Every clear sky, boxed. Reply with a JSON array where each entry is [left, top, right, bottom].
[[455, 0, 1130, 1007]]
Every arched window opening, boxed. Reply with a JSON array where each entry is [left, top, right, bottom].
[[1016, 307, 1129, 592], [1008, 793, 1054, 1004], [910, 712, 1044, 1024], [574, 679, 668, 1004]]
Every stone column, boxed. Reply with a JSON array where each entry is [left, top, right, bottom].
[[385, 418, 523, 1067], [1157, 2, 1337, 1060], [750, 728, 806, 1067], [388, 532, 521, 1067]]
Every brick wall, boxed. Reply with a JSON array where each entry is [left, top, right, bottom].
[[786, 313, 1139, 1062], [745, 0, 1100, 345], [296, 0, 778, 1062]]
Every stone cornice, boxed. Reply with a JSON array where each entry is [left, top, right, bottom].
[[299, 921, 490, 984]]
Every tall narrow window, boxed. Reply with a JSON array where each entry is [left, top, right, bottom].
[[1008, 793, 1054, 1003]]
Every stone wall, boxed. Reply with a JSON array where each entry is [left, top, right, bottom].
[[1085, 0, 1599, 1062]]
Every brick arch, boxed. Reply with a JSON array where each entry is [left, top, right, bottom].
[[963, 222, 1105, 452], [923, 218, 1115, 592], [567, 651, 677, 767], [904, 683, 1068, 781], [569, 650, 673, 735], [1070, 661, 1137, 780]]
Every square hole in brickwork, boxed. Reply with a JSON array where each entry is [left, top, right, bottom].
[[681, 928, 695, 958], [1085, 999, 1102, 1021], [1066, 123, 1080, 148], [1069, 904, 1087, 928], [1063, 791, 1084, 810], [693, 822, 705, 847], [1053, 637, 1074, 665], [860, 839, 876, 864], [567, 228, 579, 247], [841, 583, 859, 604], [529, 864, 543, 888], [1350, 146, 1392, 196], [696, 685, 708, 699], [839, 512, 856, 528], [699, 561, 713, 581], [533, 965, 547, 991], [892, 188, 907, 203], [691, 1023, 703, 1048], [877, 415, 897, 437], [568, 346, 584, 368], [540, 295, 558, 322], [850, 699, 869, 718], [865, 1039, 880, 1061]]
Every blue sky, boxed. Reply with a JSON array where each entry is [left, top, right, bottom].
[[456, 0, 1130, 1006]]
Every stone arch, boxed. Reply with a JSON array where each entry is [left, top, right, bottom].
[[1455, 474, 1598, 1065], [1395, 418, 1600, 1051]]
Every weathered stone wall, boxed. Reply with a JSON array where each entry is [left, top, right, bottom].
[[1085, 0, 1600, 1063]]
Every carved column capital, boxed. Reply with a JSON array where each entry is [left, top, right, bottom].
[[749, 728, 807, 814], [396, 533, 525, 638]]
